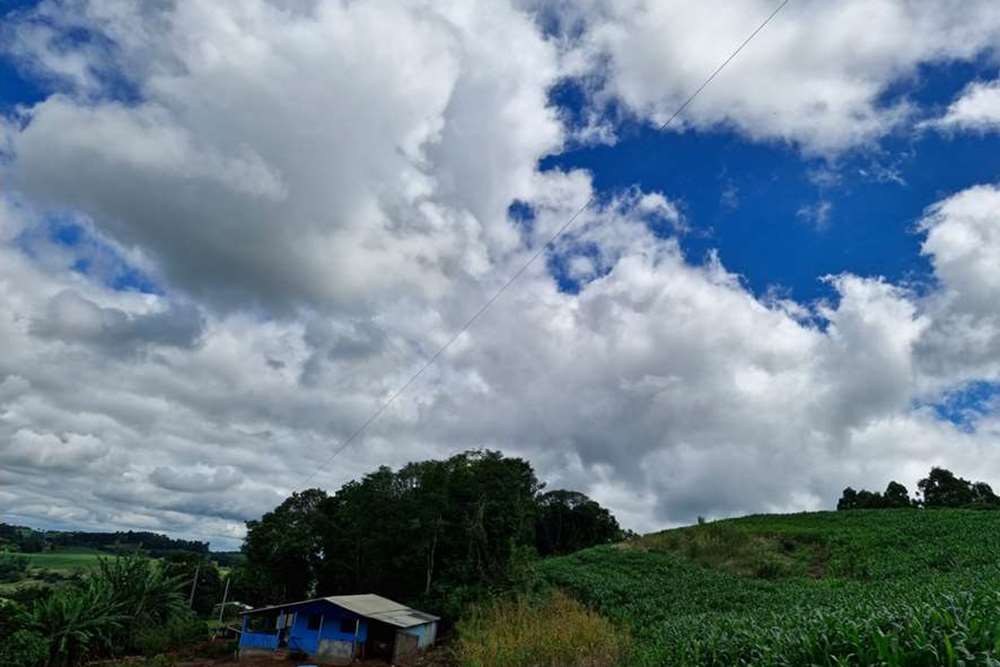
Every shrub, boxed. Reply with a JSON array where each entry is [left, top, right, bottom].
[[134, 614, 207, 655], [455, 590, 629, 667], [0, 629, 49, 667], [0, 600, 48, 667], [32, 576, 123, 666], [0, 551, 31, 582], [0, 597, 31, 634]]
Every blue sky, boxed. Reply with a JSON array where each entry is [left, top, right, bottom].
[[544, 62, 1000, 304], [3, 1, 1000, 548], [7, 2, 997, 307]]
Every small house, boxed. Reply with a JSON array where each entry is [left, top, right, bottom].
[[239, 593, 439, 665]]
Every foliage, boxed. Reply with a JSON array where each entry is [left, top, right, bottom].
[[535, 490, 623, 557], [1, 550, 31, 582], [242, 487, 328, 602], [30, 551, 191, 665], [5, 582, 55, 607], [636, 518, 819, 578], [162, 552, 222, 617], [839, 467, 1000, 511], [23, 548, 105, 573], [317, 451, 541, 601], [0, 523, 207, 558], [243, 450, 619, 608], [837, 480, 914, 510], [919, 467, 1000, 508], [455, 590, 628, 667], [0, 629, 49, 667], [133, 614, 207, 656], [31, 575, 123, 666], [1, 597, 32, 634], [540, 509, 1000, 666]]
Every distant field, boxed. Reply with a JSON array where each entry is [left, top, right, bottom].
[[539, 510, 1000, 666], [25, 547, 105, 572]]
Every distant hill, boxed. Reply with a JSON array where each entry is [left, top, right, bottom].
[[0, 521, 209, 557], [539, 510, 1000, 665]]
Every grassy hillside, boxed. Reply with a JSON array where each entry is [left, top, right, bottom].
[[24, 546, 105, 572], [537, 510, 1000, 666]]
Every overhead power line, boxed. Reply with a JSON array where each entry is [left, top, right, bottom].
[[298, 0, 790, 489]]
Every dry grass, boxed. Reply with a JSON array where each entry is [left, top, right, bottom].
[[454, 590, 628, 667]]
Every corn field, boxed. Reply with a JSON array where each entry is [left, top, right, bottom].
[[538, 510, 1000, 666]]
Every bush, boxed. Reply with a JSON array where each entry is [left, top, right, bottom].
[[7, 583, 53, 607], [134, 615, 207, 656], [0, 597, 31, 634], [0, 551, 31, 582], [0, 629, 49, 667], [455, 590, 628, 667]]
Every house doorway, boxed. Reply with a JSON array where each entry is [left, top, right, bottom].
[[364, 621, 396, 662]]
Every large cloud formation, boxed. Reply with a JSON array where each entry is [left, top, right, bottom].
[[2, 0, 1000, 547]]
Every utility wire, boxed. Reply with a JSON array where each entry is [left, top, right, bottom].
[[298, 0, 790, 489]]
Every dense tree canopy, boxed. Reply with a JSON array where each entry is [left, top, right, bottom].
[[837, 481, 914, 510], [535, 490, 622, 556], [918, 467, 1000, 508], [238, 450, 623, 609], [837, 467, 1000, 510]]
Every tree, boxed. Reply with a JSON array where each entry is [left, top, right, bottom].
[[247, 450, 576, 607], [162, 552, 222, 617], [836, 487, 859, 510], [883, 481, 911, 508], [535, 490, 622, 556], [242, 488, 329, 602], [971, 481, 1000, 507], [918, 467, 975, 508], [836, 487, 885, 510]]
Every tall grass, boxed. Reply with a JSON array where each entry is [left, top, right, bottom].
[[454, 590, 629, 667]]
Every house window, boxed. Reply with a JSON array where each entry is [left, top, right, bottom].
[[340, 617, 356, 634], [307, 614, 322, 631], [247, 614, 277, 633]]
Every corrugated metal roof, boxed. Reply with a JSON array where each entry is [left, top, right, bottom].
[[242, 593, 439, 628], [324, 594, 439, 628], [325, 594, 408, 616]]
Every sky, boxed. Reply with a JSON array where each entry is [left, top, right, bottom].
[[2, 1, 1000, 550]]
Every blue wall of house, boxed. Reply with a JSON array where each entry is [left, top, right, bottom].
[[239, 600, 369, 657]]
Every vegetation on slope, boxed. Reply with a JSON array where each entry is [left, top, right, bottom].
[[1, 552, 208, 667], [239, 450, 623, 613], [537, 509, 1000, 666], [455, 590, 628, 667]]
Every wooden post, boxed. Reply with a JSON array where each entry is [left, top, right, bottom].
[[212, 575, 231, 639], [188, 564, 201, 608], [352, 618, 360, 659]]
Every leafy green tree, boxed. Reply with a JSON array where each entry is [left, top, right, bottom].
[[883, 481, 912, 508], [837, 487, 885, 510], [918, 467, 976, 507], [162, 552, 222, 617], [971, 481, 1000, 507], [836, 487, 859, 510], [242, 488, 329, 602], [245, 450, 554, 607], [535, 490, 623, 556]]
